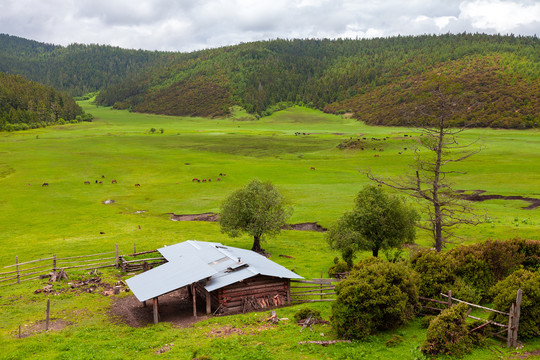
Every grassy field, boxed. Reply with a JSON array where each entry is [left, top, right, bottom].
[[0, 103, 538, 359]]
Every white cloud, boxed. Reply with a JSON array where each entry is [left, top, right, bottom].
[[0, 0, 537, 51], [459, 0, 540, 32]]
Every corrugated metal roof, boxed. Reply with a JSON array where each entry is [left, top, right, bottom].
[[126, 240, 302, 302], [125, 256, 217, 302]]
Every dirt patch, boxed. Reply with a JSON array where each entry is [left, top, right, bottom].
[[206, 325, 245, 338], [284, 222, 327, 232], [509, 349, 540, 359], [169, 213, 327, 232], [109, 288, 209, 328], [15, 319, 73, 338], [170, 212, 219, 221], [34, 277, 129, 297], [458, 190, 540, 210]]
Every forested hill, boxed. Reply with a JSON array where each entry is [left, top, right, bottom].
[[94, 34, 539, 128], [0, 72, 90, 131], [1, 34, 538, 128], [0, 34, 169, 96]]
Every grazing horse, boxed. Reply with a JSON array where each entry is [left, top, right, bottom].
[[101, 175, 105, 178], [99, 181, 103, 184], [84, 181, 91, 184], [374, 154, 380, 157], [217, 177, 221, 181], [202, 179, 206, 182], [192, 178, 199, 182], [111, 179, 117, 184], [219, 173, 226, 176], [135, 183, 141, 187], [310, 167, 315, 170], [42, 182, 49, 186]]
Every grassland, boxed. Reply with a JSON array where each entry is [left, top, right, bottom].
[[0, 103, 538, 359]]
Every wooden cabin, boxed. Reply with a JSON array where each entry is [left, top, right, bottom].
[[126, 240, 301, 322]]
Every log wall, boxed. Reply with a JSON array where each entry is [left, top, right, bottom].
[[215, 275, 290, 314]]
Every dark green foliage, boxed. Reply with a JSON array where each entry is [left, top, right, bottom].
[[328, 259, 350, 278], [421, 303, 474, 356], [326, 185, 419, 258], [420, 315, 435, 329], [293, 307, 321, 322], [0, 72, 86, 131], [410, 250, 456, 300], [490, 269, 540, 339], [0, 34, 167, 96], [219, 179, 292, 252], [331, 259, 419, 340]]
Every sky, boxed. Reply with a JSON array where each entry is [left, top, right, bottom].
[[0, 0, 538, 52]]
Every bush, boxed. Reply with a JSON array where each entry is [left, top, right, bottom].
[[490, 269, 540, 339], [331, 259, 419, 339], [420, 315, 435, 329], [411, 250, 455, 299], [328, 259, 350, 278], [421, 303, 474, 356]]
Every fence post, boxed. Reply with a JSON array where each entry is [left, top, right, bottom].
[[52, 254, 57, 271], [447, 290, 452, 308], [115, 244, 119, 268], [16, 256, 20, 284], [45, 299, 50, 331], [507, 303, 515, 348], [320, 270, 323, 300], [512, 289, 523, 348]]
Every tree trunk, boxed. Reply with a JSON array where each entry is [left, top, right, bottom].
[[252, 234, 263, 253], [372, 248, 379, 257]]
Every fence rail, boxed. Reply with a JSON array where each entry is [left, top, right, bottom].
[[290, 274, 339, 303], [418, 289, 523, 348], [0, 245, 164, 288]]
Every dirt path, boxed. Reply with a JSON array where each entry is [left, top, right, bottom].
[[458, 190, 540, 210]]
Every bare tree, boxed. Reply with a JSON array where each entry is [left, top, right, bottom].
[[367, 78, 484, 251]]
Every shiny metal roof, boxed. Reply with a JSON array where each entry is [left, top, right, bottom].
[[126, 240, 302, 302]]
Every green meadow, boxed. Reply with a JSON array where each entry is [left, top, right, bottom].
[[0, 103, 538, 359]]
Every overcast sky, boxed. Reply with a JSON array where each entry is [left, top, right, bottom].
[[0, 0, 538, 52]]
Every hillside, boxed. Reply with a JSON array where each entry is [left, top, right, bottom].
[[95, 34, 539, 127], [0, 72, 89, 131], [0, 34, 169, 96], [1, 33, 538, 128]]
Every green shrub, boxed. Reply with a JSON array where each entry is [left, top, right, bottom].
[[293, 307, 321, 322], [420, 315, 435, 329], [411, 250, 455, 299], [328, 259, 350, 278], [490, 269, 540, 339], [421, 303, 474, 356], [331, 259, 419, 339]]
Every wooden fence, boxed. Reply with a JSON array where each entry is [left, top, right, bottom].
[[0, 245, 166, 287], [290, 272, 338, 303], [419, 289, 523, 348]]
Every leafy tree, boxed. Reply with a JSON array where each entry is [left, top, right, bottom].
[[326, 185, 418, 259], [219, 179, 292, 252], [368, 77, 484, 251]]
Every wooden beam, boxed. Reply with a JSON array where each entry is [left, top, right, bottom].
[[206, 290, 212, 314], [153, 297, 159, 324], [192, 284, 197, 319]]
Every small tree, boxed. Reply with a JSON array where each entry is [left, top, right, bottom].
[[326, 185, 419, 259], [219, 179, 292, 252]]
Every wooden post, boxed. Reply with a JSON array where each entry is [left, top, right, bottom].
[[16, 256, 20, 284], [52, 254, 57, 271], [153, 297, 159, 324], [447, 290, 452, 308], [507, 303, 515, 348], [320, 270, 323, 300], [18, 325, 21, 338], [206, 290, 212, 314], [511, 289, 523, 348], [192, 284, 197, 319], [45, 299, 50, 331], [115, 244, 119, 268]]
